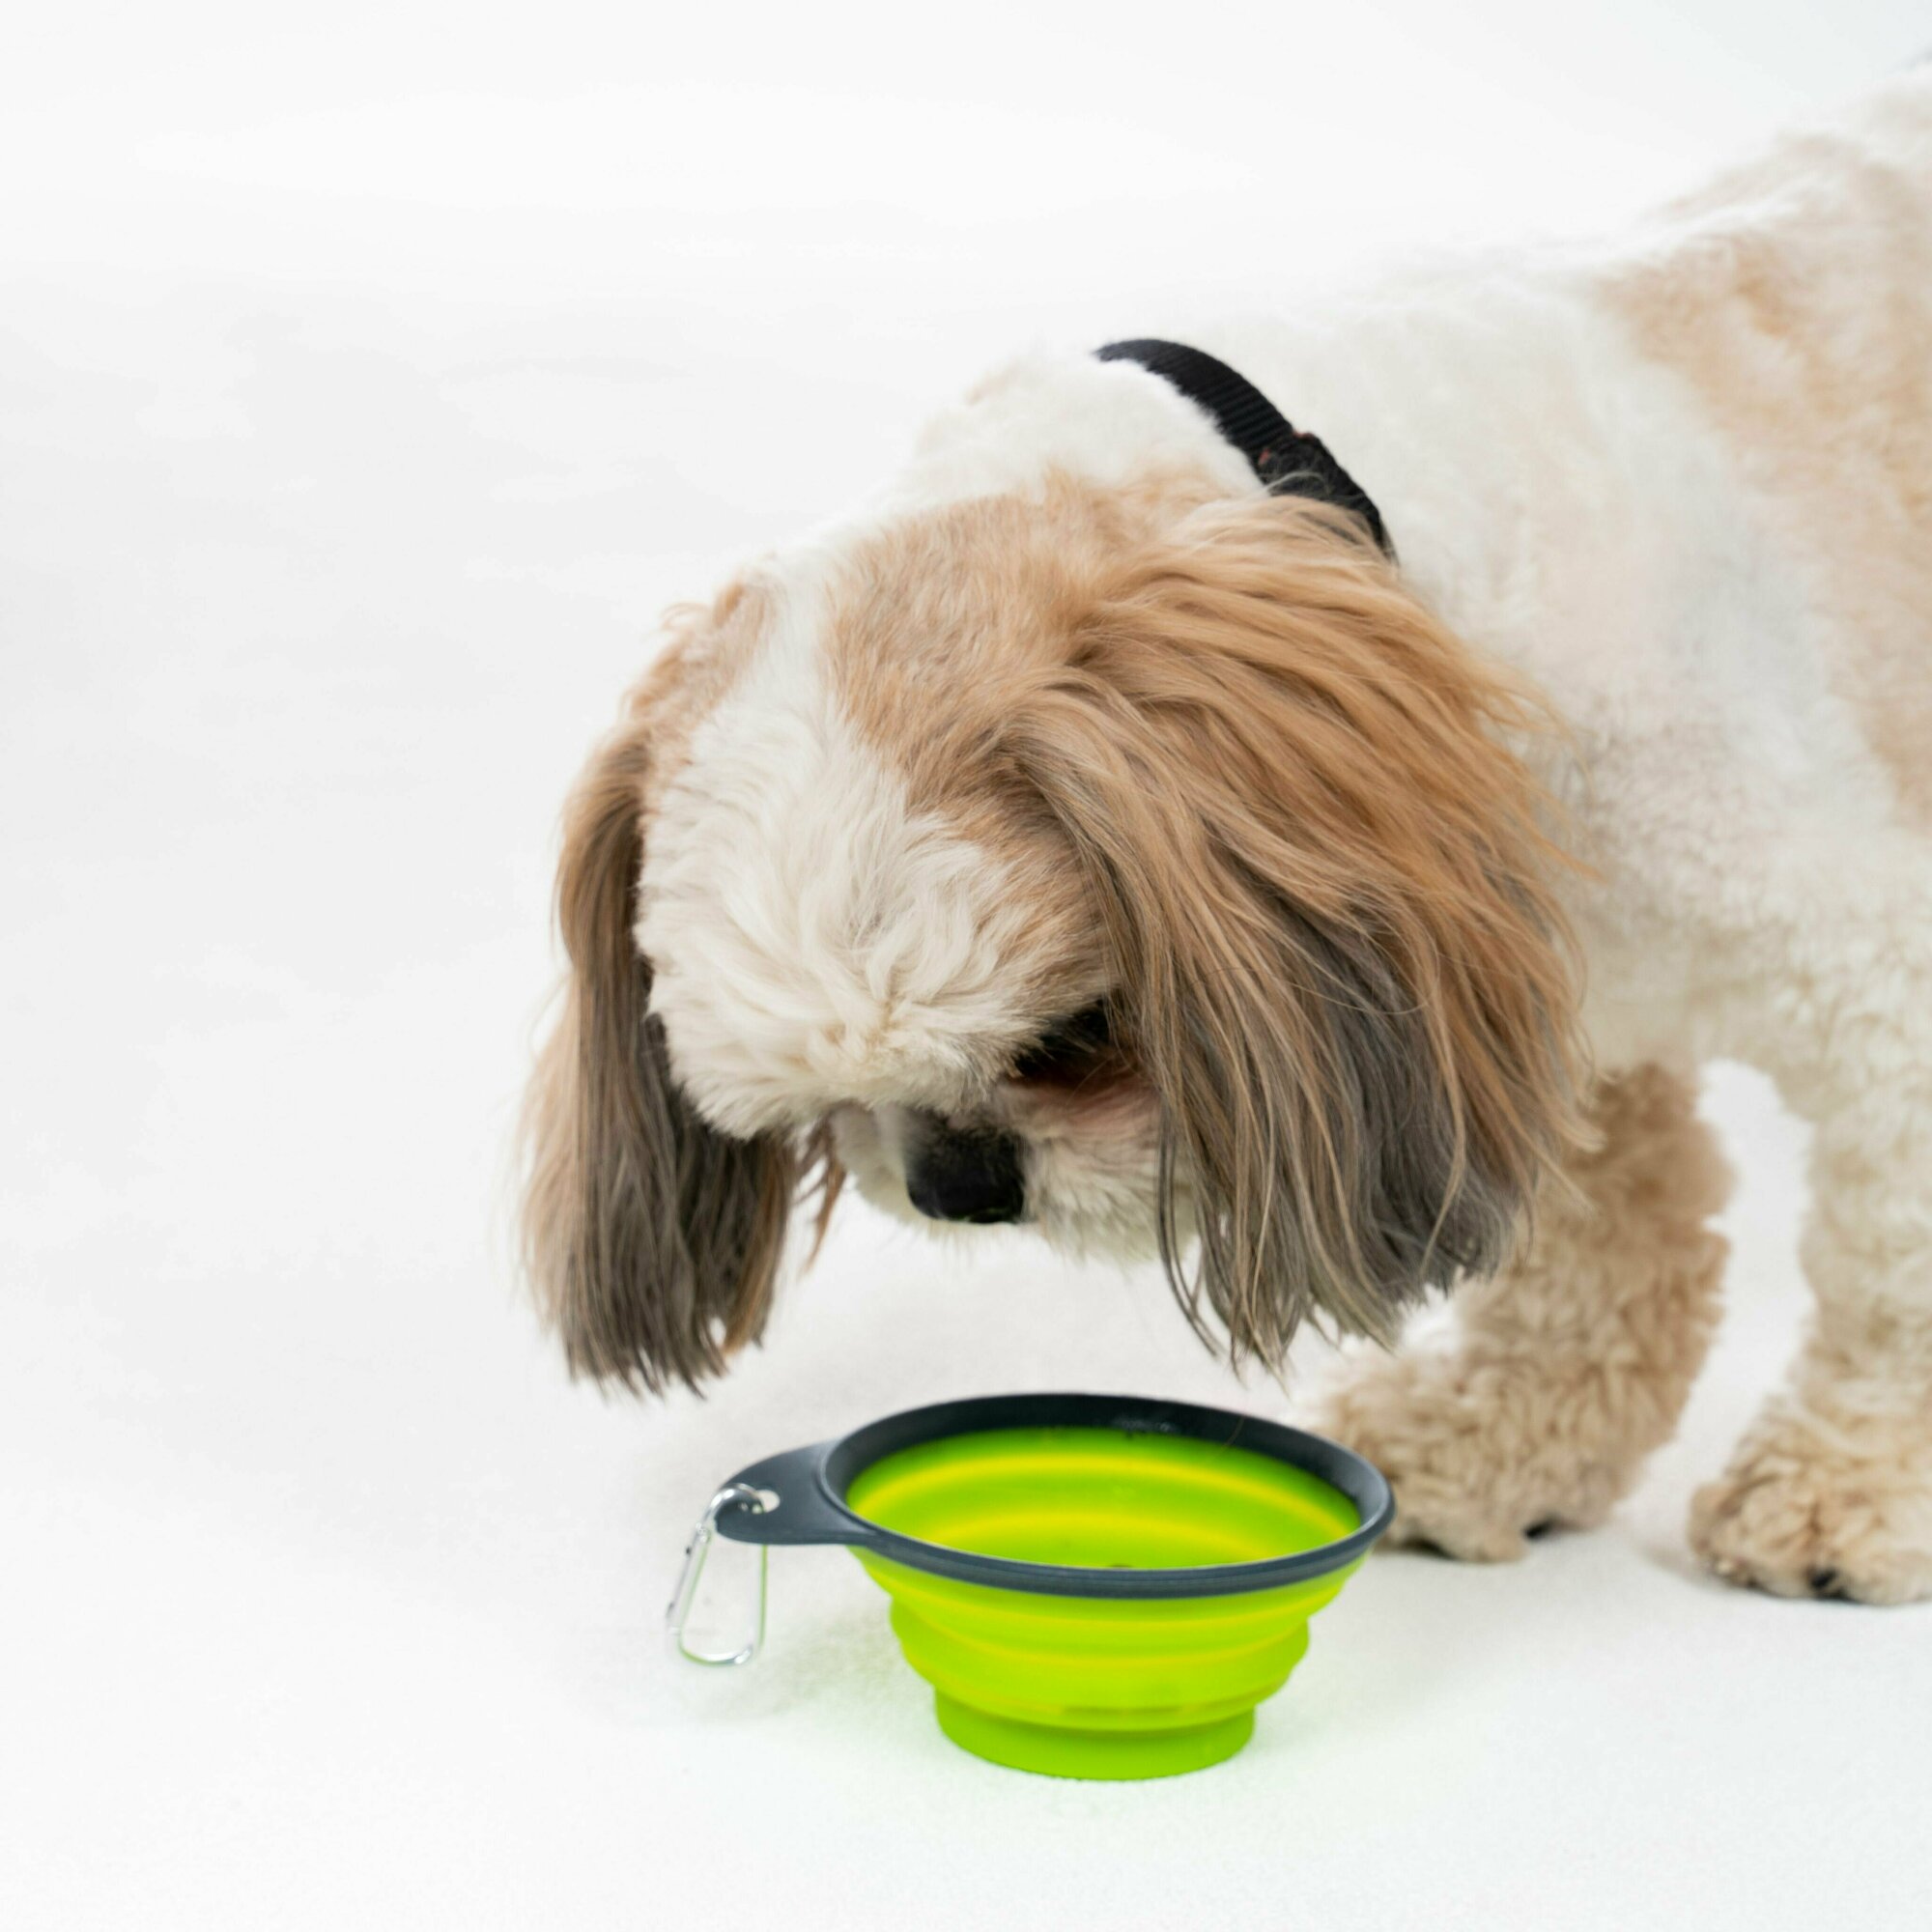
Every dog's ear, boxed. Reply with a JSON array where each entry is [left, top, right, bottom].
[[521, 642, 825, 1393], [1013, 495, 1584, 1365]]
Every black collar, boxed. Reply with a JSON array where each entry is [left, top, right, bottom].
[[1096, 338, 1393, 558]]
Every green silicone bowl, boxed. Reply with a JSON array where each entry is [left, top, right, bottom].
[[704, 1393, 1392, 1780]]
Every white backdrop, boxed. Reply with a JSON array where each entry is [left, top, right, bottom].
[[5, 5, 1929, 1927]]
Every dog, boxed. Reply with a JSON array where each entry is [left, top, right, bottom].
[[523, 74, 1932, 1605]]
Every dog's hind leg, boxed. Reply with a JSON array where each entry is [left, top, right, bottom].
[[1690, 952, 1932, 1604], [1311, 1064, 1732, 1561]]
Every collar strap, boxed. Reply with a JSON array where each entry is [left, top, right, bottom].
[[1096, 337, 1393, 558]]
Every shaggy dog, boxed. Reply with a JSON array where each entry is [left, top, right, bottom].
[[524, 75, 1932, 1604]]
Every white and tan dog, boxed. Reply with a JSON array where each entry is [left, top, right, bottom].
[[525, 74, 1932, 1604]]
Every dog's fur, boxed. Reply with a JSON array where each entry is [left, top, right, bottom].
[[525, 76, 1932, 1603]]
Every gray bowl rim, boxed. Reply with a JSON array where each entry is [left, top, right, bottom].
[[711, 1390, 1395, 1600]]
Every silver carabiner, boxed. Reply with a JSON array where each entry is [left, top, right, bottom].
[[665, 1482, 769, 1666]]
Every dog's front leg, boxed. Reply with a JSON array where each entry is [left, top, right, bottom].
[[1691, 1028, 1932, 1604], [1311, 1064, 1732, 1560]]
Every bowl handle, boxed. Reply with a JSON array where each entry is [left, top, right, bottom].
[[709, 1440, 874, 1548]]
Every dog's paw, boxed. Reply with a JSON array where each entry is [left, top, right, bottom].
[[1309, 1349, 1635, 1565], [1690, 1405, 1932, 1605]]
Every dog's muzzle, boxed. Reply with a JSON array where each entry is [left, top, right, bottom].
[[903, 1116, 1026, 1225]]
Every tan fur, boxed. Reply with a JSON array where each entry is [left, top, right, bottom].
[[1602, 105, 1932, 822], [1313, 1065, 1732, 1558], [830, 470, 1224, 829], [827, 475, 1237, 1030], [836, 481, 1586, 1359]]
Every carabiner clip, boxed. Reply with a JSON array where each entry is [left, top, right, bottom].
[[665, 1483, 769, 1666]]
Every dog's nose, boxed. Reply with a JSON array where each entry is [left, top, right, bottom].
[[904, 1123, 1026, 1225]]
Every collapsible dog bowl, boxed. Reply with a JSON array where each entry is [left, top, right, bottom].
[[668, 1393, 1392, 1780]]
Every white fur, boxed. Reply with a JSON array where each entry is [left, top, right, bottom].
[[882, 348, 1259, 514]]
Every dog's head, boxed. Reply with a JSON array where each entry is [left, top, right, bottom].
[[523, 428, 1581, 1392]]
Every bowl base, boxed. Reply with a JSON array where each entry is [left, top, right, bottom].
[[932, 1694, 1255, 1780]]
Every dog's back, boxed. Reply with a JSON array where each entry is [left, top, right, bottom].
[[1602, 71, 1932, 825]]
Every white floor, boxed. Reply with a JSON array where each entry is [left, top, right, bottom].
[[5, 7, 1929, 1927]]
